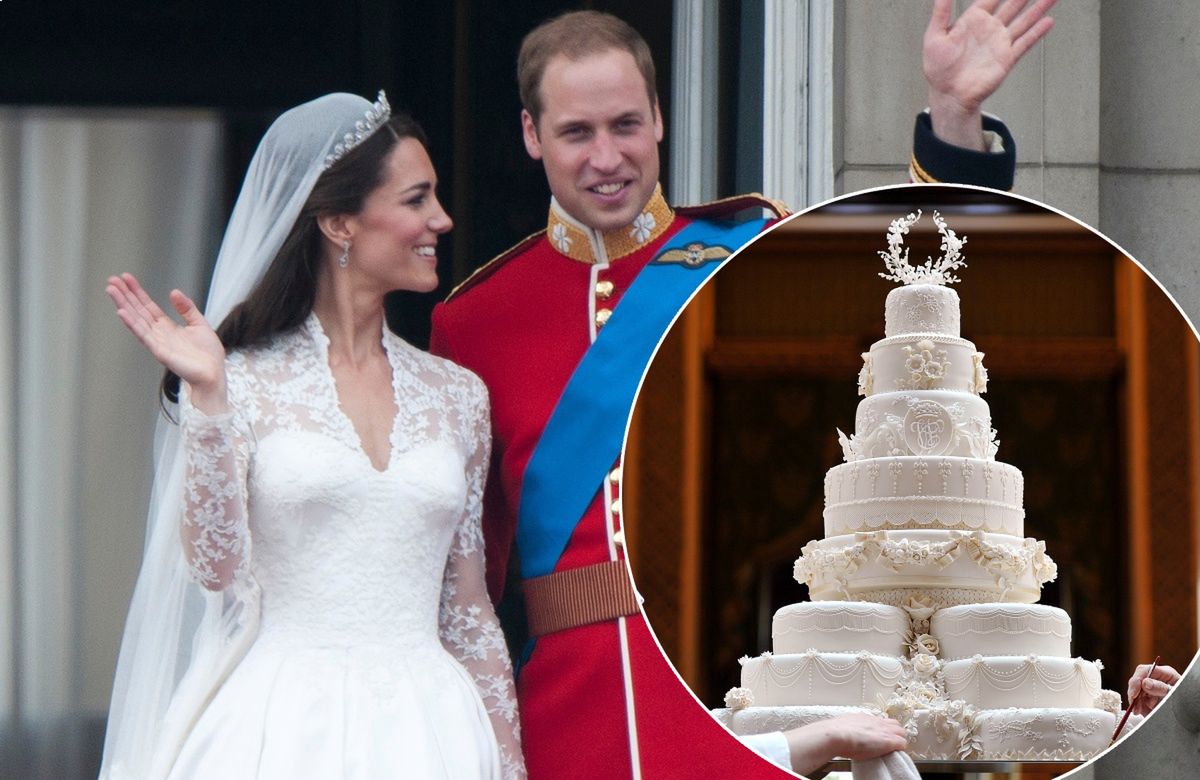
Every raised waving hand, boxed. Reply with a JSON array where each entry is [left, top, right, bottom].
[[924, 0, 1056, 150], [105, 273, 228, 412]]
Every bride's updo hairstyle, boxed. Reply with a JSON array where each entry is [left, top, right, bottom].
[[161, 113, 428, 406]]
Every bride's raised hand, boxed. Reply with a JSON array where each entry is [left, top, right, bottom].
[[106, 272, 228, 411]]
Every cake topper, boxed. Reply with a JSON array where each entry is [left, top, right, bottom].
[[878, 209, 967, 286]]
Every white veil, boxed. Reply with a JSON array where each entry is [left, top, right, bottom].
[[100, 91, 393, 780]]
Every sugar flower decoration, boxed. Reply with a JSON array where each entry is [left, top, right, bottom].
[[914, 633, 940, 657], [724, 687, 755, 711], [878, 209, 968, 286], [911, 652, 940, 680], [1095, 690, 1122, 715]]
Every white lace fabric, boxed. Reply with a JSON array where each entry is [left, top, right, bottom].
[[173, 314, 523, 778], [179, 408, 252, 590]]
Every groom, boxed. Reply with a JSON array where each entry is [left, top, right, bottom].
[[431, 3, 1054, 776]]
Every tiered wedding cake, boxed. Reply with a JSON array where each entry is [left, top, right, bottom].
[[713, 212, 1129, 762]]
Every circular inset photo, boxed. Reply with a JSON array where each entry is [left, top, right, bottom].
[[621, 184, 1200, 778]]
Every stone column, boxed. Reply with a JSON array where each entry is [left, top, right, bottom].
[[1099, 0, 1200, 320]]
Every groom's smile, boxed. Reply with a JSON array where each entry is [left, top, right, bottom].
[[521, 47, 663, 233]]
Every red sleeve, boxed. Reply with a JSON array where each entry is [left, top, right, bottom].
[[430, 297, 513, 605], [429, 301, 455, 361]]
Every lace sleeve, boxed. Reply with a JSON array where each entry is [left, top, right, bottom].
[[438, 382, 525, 779], [178, 374, 253, 591]]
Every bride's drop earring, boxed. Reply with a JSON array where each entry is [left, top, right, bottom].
[[339, 240, 351, 268]]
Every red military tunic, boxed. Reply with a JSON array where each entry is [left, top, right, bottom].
[[431, 186, 793, 778], [430, 118, 1019, 778]]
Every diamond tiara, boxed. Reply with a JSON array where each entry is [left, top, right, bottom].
[[322, 90, 392, 170]]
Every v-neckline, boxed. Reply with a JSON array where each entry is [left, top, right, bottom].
[[305, 313, 401, 474]]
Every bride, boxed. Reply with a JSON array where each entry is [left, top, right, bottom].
[[99, 92, 524, 779]]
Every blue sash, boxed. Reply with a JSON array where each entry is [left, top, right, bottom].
[[516, 217, 768, 581]]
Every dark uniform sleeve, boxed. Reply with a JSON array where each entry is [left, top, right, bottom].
[[910, 111, 1016, 190]]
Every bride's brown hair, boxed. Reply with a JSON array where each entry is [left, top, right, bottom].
[[161, 113, 429, 408]]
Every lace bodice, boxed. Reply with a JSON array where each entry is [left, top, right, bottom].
[[179, 314, 523, 778]]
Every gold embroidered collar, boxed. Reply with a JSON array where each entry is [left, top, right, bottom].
[[545, 184, 675, 265]]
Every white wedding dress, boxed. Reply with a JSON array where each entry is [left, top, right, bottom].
[[163, 314, 522, 779]]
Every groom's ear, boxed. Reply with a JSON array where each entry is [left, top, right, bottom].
[[521, 109, 544, 160], [316, 212, 353, 244]]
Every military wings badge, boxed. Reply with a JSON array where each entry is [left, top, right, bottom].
[[652, 241, 731, 269]]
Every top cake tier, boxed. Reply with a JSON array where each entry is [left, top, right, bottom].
[[885, 284, 961, 338]]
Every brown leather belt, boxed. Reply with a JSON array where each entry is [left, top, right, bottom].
[[523, 560, 640, 637]]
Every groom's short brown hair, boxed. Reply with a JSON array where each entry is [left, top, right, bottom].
[[517, 10, 658, 126]]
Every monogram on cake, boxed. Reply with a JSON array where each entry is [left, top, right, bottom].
[[714, 211, 1138, 763]]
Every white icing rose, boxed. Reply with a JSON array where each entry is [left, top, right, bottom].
[[902, 595, 937, 635], [912, 683, 939, 703], [724, 686, 754, 711], [928, 702, 964, 742], [880, 695, 911, 720], [879, 694, 921, 741], [914, 633, 940, 657], [902, 595, 936, 620], [912, 653, 940, 680], [1095, 689, 1122, 715]]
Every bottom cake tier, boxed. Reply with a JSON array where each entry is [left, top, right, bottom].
[[713, 704, 1137, 762]]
